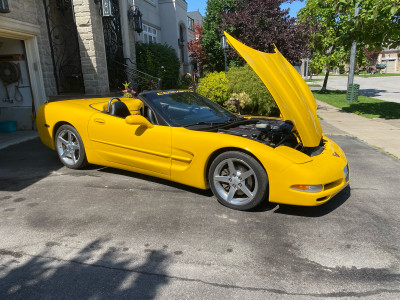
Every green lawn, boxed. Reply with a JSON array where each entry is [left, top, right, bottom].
[[312, 90, 400, 119], [358, 73, 400, 78], [306, 73, 400, 80]]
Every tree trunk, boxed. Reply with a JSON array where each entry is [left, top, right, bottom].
[[321, 69, 330, 90]]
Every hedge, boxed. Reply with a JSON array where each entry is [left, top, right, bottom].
[[135, 42, 180, 90]]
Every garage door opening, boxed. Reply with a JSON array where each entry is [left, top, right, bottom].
[[0, 37, 34, 131]]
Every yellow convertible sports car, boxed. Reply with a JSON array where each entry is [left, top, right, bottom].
[[36, 33, 349, 211]]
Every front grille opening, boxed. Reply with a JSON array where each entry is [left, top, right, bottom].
[[316, 196, 329, 202], [324, 179, 342, 191]]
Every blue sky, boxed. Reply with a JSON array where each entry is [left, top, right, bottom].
[[280, 1, 306, 18], [187, 0, 306, 18]]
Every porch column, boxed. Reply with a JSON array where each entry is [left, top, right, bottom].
[[73, 0, 109, 95]]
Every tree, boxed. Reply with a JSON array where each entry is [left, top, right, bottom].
[[298, 1, 351, 89], [220, 0, 311, 64], [187, 23, 210, 70], [347, 0, 400, 49], [298, 0, 400, 89], [202, 0, 236, 71], [364, 48, 380, 66]]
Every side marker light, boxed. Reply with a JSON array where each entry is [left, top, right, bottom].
[[291, 184, 323, 193]]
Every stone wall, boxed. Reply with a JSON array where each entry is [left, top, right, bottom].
[[35, 0, 58, 97], [73, 0, 109, 95], [6, 0, 41, 25]]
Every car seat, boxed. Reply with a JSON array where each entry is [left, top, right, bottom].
[[109, 101, 131, 118]]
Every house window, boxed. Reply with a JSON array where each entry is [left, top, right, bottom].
[[143, 24, 157, 43], [187, 16, 195, 31]]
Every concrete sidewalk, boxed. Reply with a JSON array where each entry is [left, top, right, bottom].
[[317, 100, 400, 159], [0, 131, 38, 151]]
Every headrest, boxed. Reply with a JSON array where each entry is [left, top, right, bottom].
[[103, 98, 143, 114], [109, 101, 131, 118]]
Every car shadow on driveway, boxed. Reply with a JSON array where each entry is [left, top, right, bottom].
[[97, 167, 214, 197], [95, 167, 351, 216], [273, 185, 351, 217], [0, 238, 171, 299]]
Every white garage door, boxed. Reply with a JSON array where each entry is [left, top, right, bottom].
[[385, 59, 396, 73]]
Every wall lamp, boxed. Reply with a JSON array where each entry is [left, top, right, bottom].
[[178, 38, 185, 48], [0, 0, 10, 13], [220, 33, 229, 72], [94, 0, 113, 17], [128, 7, 143, 34]]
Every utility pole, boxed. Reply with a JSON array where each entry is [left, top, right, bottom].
[[305, 57, 309, 80], [347, 2, 360, 102]]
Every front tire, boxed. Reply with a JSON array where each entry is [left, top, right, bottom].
[[209, 151, 269, 211], [55, 125, 88, 169]]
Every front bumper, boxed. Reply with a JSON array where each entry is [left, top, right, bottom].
[[268, 137, 350, 206]]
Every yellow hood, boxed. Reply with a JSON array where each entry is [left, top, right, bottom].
[[225, 32, 322, 147]]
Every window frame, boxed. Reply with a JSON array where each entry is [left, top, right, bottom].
[[143, 24, 158, 43]]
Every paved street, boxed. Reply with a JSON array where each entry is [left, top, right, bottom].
[[312, 75, 400, 103], [0, 137, 399, 299]]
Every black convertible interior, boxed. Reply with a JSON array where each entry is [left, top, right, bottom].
[[104, 97, 158, 124]]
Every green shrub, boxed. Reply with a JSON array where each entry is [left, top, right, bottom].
[[226, 65, 278, 116], [196, 65, 279, 116], [225, 92, 252, 113], [196, 71, 230, 105], [178, 73, 196, 89], [135, 42, 180, 90]]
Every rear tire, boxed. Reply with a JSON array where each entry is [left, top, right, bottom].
[[55, 125, 88, 169], [209, 151, 268, 211]]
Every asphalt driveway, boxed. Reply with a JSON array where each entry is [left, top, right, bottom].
[[0, 137, 399, 299]]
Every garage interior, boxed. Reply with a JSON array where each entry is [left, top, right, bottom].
[[0, 37, 35, 131]]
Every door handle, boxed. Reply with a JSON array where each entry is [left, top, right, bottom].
[[94, 118, 105, 124]]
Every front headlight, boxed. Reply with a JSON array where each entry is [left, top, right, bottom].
[[344, 165, 349, 182]]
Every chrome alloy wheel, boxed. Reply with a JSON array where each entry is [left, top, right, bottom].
[[213, 158, 258, 206], [56, 129, 81, 166]]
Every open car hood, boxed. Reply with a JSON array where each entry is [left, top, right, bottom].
[[225, 32, 322, 147]]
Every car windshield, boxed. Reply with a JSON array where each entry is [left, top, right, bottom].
[[142, 91, 237, 126]]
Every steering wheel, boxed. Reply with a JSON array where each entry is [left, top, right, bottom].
[[107, 97, 121, 112]]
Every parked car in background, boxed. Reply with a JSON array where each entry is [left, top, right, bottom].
[[376, 63, 387, 73]]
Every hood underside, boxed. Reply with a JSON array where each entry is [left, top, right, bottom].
[[225, 32, 322, 147]]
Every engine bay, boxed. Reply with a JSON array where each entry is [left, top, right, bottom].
[[218, 118, 298, 148], [218, 118, 325, 156]]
